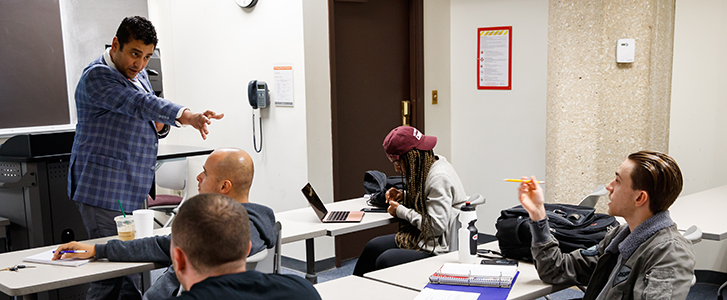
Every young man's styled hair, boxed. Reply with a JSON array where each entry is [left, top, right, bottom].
[[171, 194, 250, 272], [115, 16, 158, 49], [628, 150, 683, 214]]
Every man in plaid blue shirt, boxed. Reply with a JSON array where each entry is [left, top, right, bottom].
[[69, 16, 223, 300]]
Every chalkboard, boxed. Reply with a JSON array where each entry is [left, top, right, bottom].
[[0, 0, 70, 131], [0, 0, 149, 138]]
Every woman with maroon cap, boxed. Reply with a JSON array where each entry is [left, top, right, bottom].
[[353, 126, 469, 276]]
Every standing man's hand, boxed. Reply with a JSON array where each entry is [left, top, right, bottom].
[[177, 110, 225, 140], [518, 176, 547, 221]]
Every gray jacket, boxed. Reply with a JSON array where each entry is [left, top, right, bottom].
[[394, 156, 468, 253], [95, 202, 276, 300], [530, 210, 695, 300]]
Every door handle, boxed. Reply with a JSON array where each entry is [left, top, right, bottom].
[[401, 100, 410, 126]]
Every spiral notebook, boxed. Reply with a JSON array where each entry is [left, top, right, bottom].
[[429, 263, 518, 288]]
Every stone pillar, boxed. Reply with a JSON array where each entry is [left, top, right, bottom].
[[546, 0, 675, 212]]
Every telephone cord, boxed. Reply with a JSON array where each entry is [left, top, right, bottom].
[[252, 110, 263, 153]]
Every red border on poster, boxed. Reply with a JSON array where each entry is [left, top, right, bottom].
[[477, 26, 512, 90]]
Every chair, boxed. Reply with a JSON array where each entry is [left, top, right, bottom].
[[679, 225, 702, 287], [148, 159, 188, 228], [577, 185, 608, 208], [246, 221, 282, 274]]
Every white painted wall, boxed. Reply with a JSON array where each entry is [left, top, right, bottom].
[[424, 0, 452, 159], [147, 0, 333, 261], [59, 0, 149, 125], [670, 0, 727, 272], [449, 0, 548, 234], [670, 0, 727, 196]]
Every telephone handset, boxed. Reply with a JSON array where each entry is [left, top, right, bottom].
[[247, 80, 269, 109]]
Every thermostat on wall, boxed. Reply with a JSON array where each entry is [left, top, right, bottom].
[[617, 39, 635, 63]]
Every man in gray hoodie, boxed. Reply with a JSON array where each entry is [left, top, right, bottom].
[[53, 148, 276, 300], [517, 150, 695, 300]]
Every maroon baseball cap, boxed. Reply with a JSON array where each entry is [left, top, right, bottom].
[[383, 126, 437, 160]]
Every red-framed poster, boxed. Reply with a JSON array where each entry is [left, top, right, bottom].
[[477, 26, 512, 90]]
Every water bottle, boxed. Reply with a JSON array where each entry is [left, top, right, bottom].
[[458, 202, 478, 263]]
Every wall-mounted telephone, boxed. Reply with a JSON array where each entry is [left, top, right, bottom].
[[248, 80, 269, 109], [248, 80, 268, 153]]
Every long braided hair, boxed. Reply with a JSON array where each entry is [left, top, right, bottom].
[[395, 149, 437, 252]]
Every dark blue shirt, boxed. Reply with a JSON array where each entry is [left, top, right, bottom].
[[169, 270, 321, 300]]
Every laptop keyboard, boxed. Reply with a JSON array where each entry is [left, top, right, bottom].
[[326, 211, 349, 221]]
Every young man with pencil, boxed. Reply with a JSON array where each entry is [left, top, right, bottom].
[[517, 150, 695, 299]]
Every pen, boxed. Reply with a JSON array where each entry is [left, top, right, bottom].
[[52, 250, 88, 254], [503, 179, 545, 184]]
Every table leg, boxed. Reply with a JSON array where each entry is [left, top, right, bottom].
[[305, 238, 317, 284], [141, 270, 151, 293]]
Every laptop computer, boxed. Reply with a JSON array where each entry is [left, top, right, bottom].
[[301, 183, 365, 223]]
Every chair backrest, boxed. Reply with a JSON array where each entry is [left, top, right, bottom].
[[245, 248, 269, 271], [156, 159, 188, 199], [680, 225, 702, 287], [245, 221, 282, 274], [682, 225, 702, 245], [577, 185, 608, 208]]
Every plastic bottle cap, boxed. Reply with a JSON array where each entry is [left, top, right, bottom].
[[461, 202, 476, 211]]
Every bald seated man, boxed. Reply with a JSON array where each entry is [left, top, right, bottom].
[[54, 148, 276, 300]]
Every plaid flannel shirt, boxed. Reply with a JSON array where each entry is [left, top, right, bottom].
[[68, 55, 184, 212]]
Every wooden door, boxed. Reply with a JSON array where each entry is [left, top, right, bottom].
[[329, 0, 424, 266]]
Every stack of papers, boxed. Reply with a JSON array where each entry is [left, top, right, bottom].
[[23, 250, 91, 267]]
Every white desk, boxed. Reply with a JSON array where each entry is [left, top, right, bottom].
[[276, 197, 396, 236], [364, 241, 569, 300], [275, 198, 396, 283], [314, 275, 419, 300], [670, 184, 727, 241], [0, 228, 170, 299], [279, 220, 328, 245]]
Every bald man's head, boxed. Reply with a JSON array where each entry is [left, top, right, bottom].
[[196, 148, 254, 202]]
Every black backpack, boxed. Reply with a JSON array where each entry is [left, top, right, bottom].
[[363, 170, 405, 208], [495, 203, 619, 262]]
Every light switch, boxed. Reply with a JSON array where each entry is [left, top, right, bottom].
[[616, 39, 635, 63]]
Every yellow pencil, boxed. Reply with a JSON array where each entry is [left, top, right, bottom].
[[503, 179, 545, 184]]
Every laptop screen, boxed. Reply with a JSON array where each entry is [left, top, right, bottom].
[[301, 183, 328, 220]]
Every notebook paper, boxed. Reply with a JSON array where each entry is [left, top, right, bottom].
[[23, 250, 91, 267]]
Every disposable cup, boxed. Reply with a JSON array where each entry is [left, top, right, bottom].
[[133, 209, 155, 239], [114, 215, 135, 241]]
